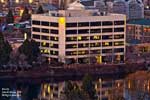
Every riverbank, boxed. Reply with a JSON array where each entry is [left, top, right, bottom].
[[0, 63, 147, 82]]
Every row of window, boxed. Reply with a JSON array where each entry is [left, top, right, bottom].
[[32, 20, 58, 27], [66, 41, 124, 48], [36, 42, 124, 49], [66, 28, 124, 34], [65, 48, 124, 55], [32, 27, 58, 34], [66, 35, 124, 41], [66, 21, 125, 27], [32, 27, 124, 34], [32, 20, 125, 27], [41, 49, 58, 55], [40, 42, 59, 48], [33, 34, 124, 42], [32, 35, 59, 41]]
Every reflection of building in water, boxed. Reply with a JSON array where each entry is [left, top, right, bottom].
[[125, 71, 150, 100], [38, 79, 124, 100], [37, 71, 150, 100]]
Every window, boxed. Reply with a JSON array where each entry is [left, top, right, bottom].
[[78, 43, 89, 48], [41, 21, 49, 26], [78, 50, 89, 55], [78, 29, 89, 34], [50, 50, 58, 55], [41, 42, 49, 47], [114, 41, 124, 46], [102, 42, 112, 46], [66, 44, 77, 49], [42, 28, 49, 33], [32, 34, 40, 39], [114, 28, 124, 32], [66, 23, 77, 27], [102, 28, 112, 33], [41, 49, 50, 54], [114, 21, 124, 25], [78, 36, 89, 41], [51, 29, 58, 34], [66, 37, 77, 41], [102, 21, 113, 26], [50, 44, 58, 48], [114, 48, 124, 53], [66, 30, 77, 34], [32, 20, 40, 25], [50, 22, 58, 27], [78, 22, 89, 27], [90, 35, 101, 40], [90, 29, 101, 33], [102, 49, 113, 53], [50, 37, 58, 41], [90, 43, 101, 47], [102, 35, 112, 40], [32, 27, 40, 32], [90, 21, 101, 26], [90, 50, 101, 54], [42, 36, 49, 40], [114, 35, 124, 39], [66, 51, 77, 55]]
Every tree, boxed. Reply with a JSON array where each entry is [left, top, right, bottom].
[[64, 81, 74, 99], [6, 9, 14, 24], [18, 39, 40, 65], [63, 81, 89, 100], [20, 7, 31, 22], [36, 5, 44, 14], [0, 32, 12, 65], [82, 74, 97, 100]]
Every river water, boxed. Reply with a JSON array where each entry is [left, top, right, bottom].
[[0, 71, 150, 100]]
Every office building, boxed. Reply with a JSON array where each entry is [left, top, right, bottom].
[[32, 1, 126, 64], [127, 19, 150, 43]]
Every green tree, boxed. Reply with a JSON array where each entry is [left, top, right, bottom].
[[0, 32, 12, 65], [36, 5, 44, 14], [20, 7, 31, 22], [18, 39, 40, 64], [82, 74, 97, 100], [6, 9, 14, 24]]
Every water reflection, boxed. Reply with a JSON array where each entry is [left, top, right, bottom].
[[1, 71, 150, 100]]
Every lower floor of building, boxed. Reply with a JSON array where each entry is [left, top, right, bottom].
[[44, 54, 125, 64]]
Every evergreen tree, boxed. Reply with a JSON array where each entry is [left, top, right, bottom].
[[20, 7, 31, 22], [6, 9, 14, 24], [0, 32, 12, 65], [18, 39, 40, 65], [82, 74, 97, 100], [36, 5, 44, 14]]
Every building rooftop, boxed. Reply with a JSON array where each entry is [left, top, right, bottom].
[[81, 1, 94, 7], [128, 19, 150, 25], [43, 9, 110, 17]]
